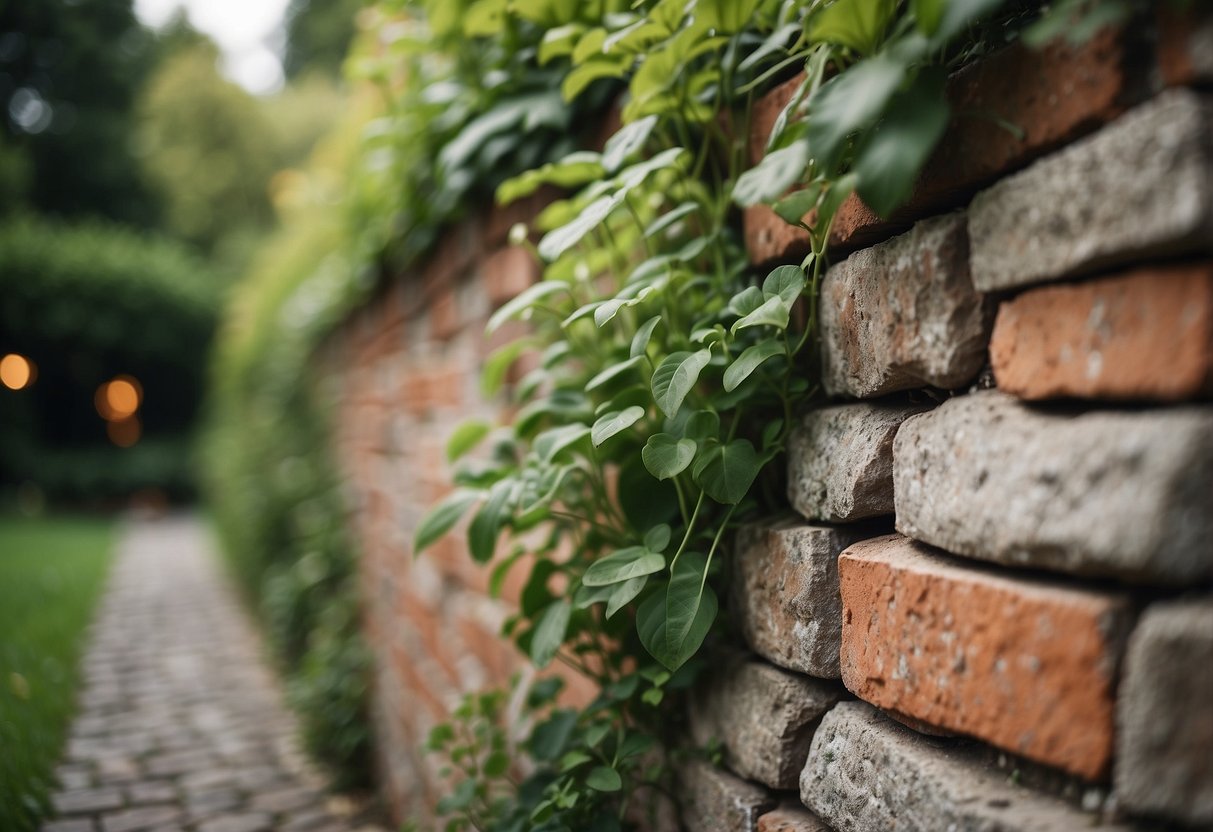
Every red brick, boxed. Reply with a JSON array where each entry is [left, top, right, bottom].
[[428, 288, 460, 341], [991, 263, 1213, 401], [745, 26, 1133, 265], [838, 534, 1132, 780], [1157, 4, 1213, 87], [482, 245, 539, 308]]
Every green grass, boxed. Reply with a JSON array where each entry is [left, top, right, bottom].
[[0, 516, 114, 832]]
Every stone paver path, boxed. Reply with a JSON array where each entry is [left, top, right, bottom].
[[42, 516, 379, 832]]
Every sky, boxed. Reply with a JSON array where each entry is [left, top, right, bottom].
[[134, 0, 291, 95]]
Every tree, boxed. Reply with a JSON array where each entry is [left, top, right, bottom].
[[0, 0, 160, 225], [135, 39, 279, 274], [282, 0, 363, 79]]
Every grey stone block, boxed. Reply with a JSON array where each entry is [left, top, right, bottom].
[[732, 521, 877, 678], [969, 89, 1213, 291], [1116, 598, 1213, 826], [677, 757, 776, 832], [690, 653, 843, 789], [788, 402, 931, 522], [821, 212, 990, 398], [893, 391, 1213, 584], [802, 701, 1133, 832]]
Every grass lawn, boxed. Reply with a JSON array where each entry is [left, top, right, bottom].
[[0, 516, 114, 832]]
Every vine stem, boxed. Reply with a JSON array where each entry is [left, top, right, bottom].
[[670, 490, 704, 570], [699, 503, 737, 594]]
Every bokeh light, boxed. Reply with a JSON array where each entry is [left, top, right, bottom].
[[0, 353, 35, 390], [106, 415, 142, 448], [95, 376, 143, 421]]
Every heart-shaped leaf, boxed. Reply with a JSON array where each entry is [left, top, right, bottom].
[[731, 142, 810, 207], [586, 765, 622, 792], [762, 265, 807, 305], [693, 439, 762, 504], [636, 575, 718, 671], [641, 433, 696, 480]]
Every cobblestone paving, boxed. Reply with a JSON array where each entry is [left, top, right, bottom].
[[42, 516, 381, 832]]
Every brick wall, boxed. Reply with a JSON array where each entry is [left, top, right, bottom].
[[322, 10, 1213, 829]]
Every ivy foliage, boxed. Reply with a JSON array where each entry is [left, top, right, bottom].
[[409, 0, 1033, 827]]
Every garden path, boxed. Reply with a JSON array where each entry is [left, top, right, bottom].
[[41, 515, 378, 832]]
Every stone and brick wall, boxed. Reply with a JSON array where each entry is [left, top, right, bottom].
[[321, 10, 1213, 830]]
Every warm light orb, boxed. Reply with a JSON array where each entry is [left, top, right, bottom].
[[106, 415, 141, 448], [95, 375, 142, 421], [0, 353, 34, 390]]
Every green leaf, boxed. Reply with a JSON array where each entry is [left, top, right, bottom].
[[446, 420, 491, 462], [602, 114, 658, 172], [539, 22, 586, 64], [538, 194, 622, 261], [562, 59, 626, 101], [723, 341, 786, 392], [414, 489, 480, 554], [731, 295, 790, 333], [583, 546, 665, 587], [496, 151, 605, 205], [530, 599, 571, 668], [487, 280, 568, 333], [806, 51, 908, 171], [693, 439, 762, 504], [606, 576, 647, 618], [727, 285, 766, 317], [854, 67, 950, 217], [592, 406, 645, 446], [913, 0, 945, 34], [772, 186, 820, 226], [630, 316, 662, 359], [809, 0, 896, 54], [644, 202, 697, 238], [731, 142, 809, 207], [682, 410, 719, 443], [534, 424, 592, 462], [664, 550, 712, 662], [641, 433, 696, 480], [530, 709, 577, 760], [586, 355, 645, 391], [762, 265, 807, 305], [468, 481, 514, 562], [651, 349, 711, 418], [481, 338, 535, 396], [643, 524, 672, 552], [586, 766, 622, 792], [636, 576, 718, 671], [697, 0, 762, 33], [574, 583, 615, 609]]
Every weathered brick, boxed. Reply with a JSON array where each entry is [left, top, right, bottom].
[[820, 213, 989, 398], [1116, 599, 1213, 826], [677, 758, 776, 832], [969, 90, 1213, 291], [757, 802, 831, 832], [690, 653, 843, 789], [838, 534, 1131, 780], [802, 701, 1133, 832], [894, 391, 1213, 584], [787, 402, 930, 522], [991, 263, 1213, 401], [745, 27, 1133, 264], [731, 520, 876, 678]]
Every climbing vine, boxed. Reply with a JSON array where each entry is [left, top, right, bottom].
[[409, 0, 1062, 827]]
